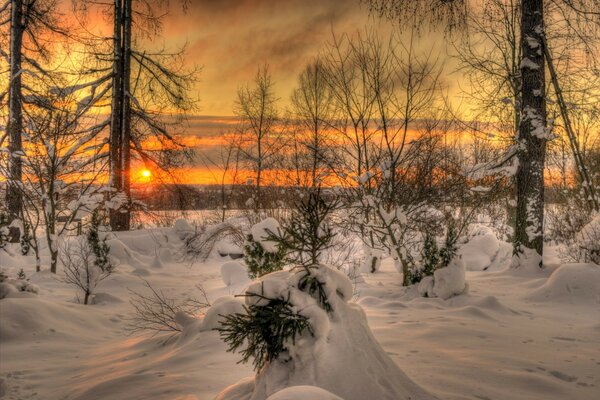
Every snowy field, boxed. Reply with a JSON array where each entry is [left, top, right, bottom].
[[1, 226, 599, 400]]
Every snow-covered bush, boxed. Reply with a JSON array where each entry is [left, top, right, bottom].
[[60, 237, 114, 305], [409, 222, 460, 285], [127, 280, 210, 335], [216, 264, 433, 400], [573, 215, 600, 264], [87, 211, 113, 272], [185, 220, 245, 262], [0, 269, 39, 299], [221, 261, 249, 286], [0, 211, 9, 249], [245, 218, 286, 279], [20, 222, 31, 255]]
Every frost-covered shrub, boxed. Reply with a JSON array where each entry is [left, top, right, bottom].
[[87, 211, 113, 272], [546, 196, 591, 243], [245, 218, 286, 279], [572, 215, 600, 264], [0, 211, 9, 249], [20, 223, 31, 255], [60, 237, 114, 305], [126, 280, 210, 336], [186, 220, 245, 262], [409, 223, 460, 286], [0, 270, 39, 299]]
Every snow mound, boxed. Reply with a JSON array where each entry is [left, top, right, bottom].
[[459, 225, 500, 271], [0, 278, 39, 299], [221, 261, 249, 286], [432, 258, 467, 300], [266, 386, 344, 400], [251, 218, 281, 253], [202, 296, 246, 331], [0, 298, 106, 342], [217, 265, 435, 400], [525, 263, 600, 305], [174, 219, 194, 239]]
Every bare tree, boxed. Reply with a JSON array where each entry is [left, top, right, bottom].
[[61, 237, 113, 305], [364, 0, 600, 267], [0, 0, 70, 242], [73, 0, 198, 231], [234, 65, 285, 212], [290, 60, 335, 188]]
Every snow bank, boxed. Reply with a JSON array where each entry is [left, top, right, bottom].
[[202, 296, 246, 331], [216, 265, 435, 400], [174, 218, 195, 239], [221, 261, 249, 286], [0, 278, 39, 299], [525, 263, 600, 305], [0, 298, 107, 342], [459, 225, 500, 271], [432, 258, 467, 300], [251, 218, 281, 253], [266, 386, 344, 400]]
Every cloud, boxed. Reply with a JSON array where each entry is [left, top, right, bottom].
[[160, 0, 368, 115]]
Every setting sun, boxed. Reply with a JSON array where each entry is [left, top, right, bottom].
[[141, 169, 151, 178]]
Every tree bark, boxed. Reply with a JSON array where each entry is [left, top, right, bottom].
[[109, 0, 124, 230], [6, 0, 24, 242], [513, 0, 547, 267], [121, 0, 132, 231], [109, 0, 132, 231]]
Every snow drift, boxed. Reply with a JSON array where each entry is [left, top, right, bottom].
[[526, 263, 600, 305], [215, 265, 436, 400]]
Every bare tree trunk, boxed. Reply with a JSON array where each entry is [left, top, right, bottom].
[[121, 0, 132, 231], [6, 0, 24, 242], [109, 0, 124, 230], [543, 39, 599, 213], [109, 0, 132, 231], [513, 0, 547, 267]]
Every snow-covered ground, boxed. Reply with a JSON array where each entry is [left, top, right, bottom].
[[1, 226, 599, 400]]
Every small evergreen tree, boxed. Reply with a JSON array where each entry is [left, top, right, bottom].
[[17, 268, 26, 280], [439, 221, 458, 268], [279, 189, 338, 267], [217, 296, 313, 371], [87, 211, 113, 273], [422, 232, 439, 276], [244, 234, 286, 279], [20, 223, 31, 256]]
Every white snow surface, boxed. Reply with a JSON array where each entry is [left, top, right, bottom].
[[265, 386, 344, 400], [221, 261, 249, 286], [432, 258, 467, 300], [0, 225, 599, 400], [251, 218, 281, 253]]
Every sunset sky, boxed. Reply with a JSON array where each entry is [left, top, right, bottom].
[[158, 0, 382, 116]]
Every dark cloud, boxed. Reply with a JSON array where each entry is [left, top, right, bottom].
[[160, 0, 368, 115]]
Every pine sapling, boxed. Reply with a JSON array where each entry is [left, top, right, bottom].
[[439, 221, 459, 268]]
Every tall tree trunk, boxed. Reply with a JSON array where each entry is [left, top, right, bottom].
[[513, 0, 547, 267], [109, 0, 132, 231], [109, 0, 124, 230], [6, 0, 24, 242], [121, 0, 132, 231]]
